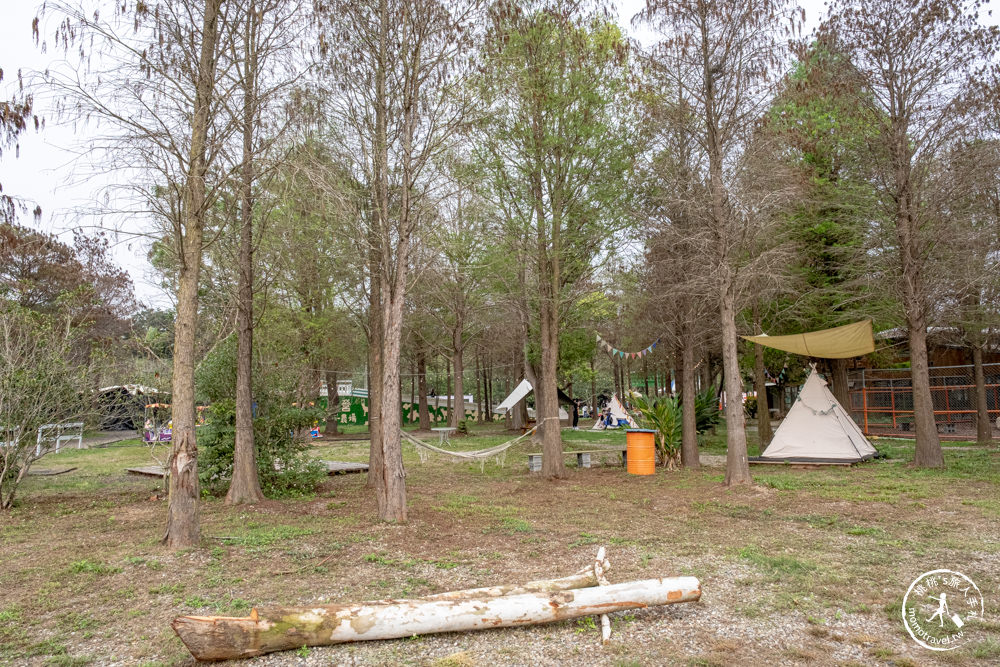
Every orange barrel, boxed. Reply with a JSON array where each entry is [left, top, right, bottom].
[[625, 429, 656, 475]]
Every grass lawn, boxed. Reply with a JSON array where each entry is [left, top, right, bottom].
[[1, 424, 998, 666]]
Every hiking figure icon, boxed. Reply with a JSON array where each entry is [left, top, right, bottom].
[[927, 593, 955, 627]]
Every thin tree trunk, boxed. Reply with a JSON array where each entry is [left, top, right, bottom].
[[538, 297, 564, 478], [417, 347, 430, 430], [908, 320, 943, 466], [720, 283, 751, 485], [227, 0, 265, 506], [680, 322, 699, 468], [378, 280, 408, 522], [589, 357, 597, 419], [972, 345, 991, 444], [165, 0, 223, 547], [451, 321, 464, 429], [367, 280, 384, 490], [325, 370, 339, 436], [476, 353, 483, 424]]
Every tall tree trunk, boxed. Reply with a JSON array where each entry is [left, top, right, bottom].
[[367, 279, 384, 490], [378, 279, 408, 522], [972, 345, 991, 444], [753, 342, 771, 448], [589, 357, 597, 419], [893, 132, 943, 467], [720, 282, 751, 485], [446, 358, 452, 417], [451, 321, 464, 428], [829, 358, 850, 410], [417, 347, 430, 430], [325, 370, 339, 436], [475, 353, 483, 424], [908, 321, 943, 466], [165, 0, 222, 548], [227, 1, 265, 506], [680, 319, 699, 469], [538, 297, 564, 478], [485, 356, 493, 422]]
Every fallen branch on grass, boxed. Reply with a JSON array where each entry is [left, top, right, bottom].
[[172, 548, 701, 661]]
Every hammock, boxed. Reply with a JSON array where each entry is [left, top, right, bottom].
[[400, 423, 541, 471]]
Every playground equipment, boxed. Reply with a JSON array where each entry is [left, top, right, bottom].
[[142, 404, 206, 442]]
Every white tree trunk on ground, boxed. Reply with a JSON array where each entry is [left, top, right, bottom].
[[172, 576, 702, 661]]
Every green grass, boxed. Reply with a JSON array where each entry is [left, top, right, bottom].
[[737, 545, 818, 576], [68, 560, 121, 576]]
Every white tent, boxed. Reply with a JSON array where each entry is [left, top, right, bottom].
[[494, 379, 569, 420], [591, 395, 638, 430], [754, 367, 876, 463]]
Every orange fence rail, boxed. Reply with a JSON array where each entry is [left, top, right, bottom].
[[848, 364, 1000, 439]]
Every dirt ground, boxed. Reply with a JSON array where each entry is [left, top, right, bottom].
[[1, 426, 998, 666]]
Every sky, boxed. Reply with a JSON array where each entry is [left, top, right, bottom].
[[0, 0, 993, 309]]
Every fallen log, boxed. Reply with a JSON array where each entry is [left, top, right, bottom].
[[173, 576, 701, 661], [419, 559, 610, 602]]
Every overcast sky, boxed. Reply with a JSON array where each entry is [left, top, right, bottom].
[[0, 1, 993, 309]]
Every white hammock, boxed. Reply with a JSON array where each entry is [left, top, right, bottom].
[[400, 423, 541, 470]]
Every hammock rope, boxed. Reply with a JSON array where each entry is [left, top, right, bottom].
[[400, 420, 551, 471]]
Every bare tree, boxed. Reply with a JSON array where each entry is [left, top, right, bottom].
[[41, 0, 235, 546], [821, 0, 1000, 466], [223, 0, 307, 505], [0, 305, 90, 510], [638, 0, 801, 485], [315, 0, 478, 520], [477, 0, 640, 478]]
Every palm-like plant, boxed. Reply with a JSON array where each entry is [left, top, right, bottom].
[[630, 394, 682, 470]]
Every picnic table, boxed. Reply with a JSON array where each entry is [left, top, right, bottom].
[[431, 426, 457, 446]]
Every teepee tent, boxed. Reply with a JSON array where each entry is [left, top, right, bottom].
[[752, 367, 876, 463], [591, 395, 638, 429]]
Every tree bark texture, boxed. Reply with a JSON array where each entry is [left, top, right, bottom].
[[417, 348, 430, 430], [680, 323, 699, 468], [971, 345, 991, 444], [451, 318, 464, 428], [228, 0, 265, 506], [720, 283, 751, 485], [538, 296, 564, 478], [753, 342, 772, 448], [829, 358, 850, 411], [325, 370, 339, 436], [165, 0, 223, 548]]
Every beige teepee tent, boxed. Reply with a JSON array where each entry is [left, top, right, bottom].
[[753, 366, 876, 463]]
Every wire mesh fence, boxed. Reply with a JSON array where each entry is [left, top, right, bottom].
[[848, 364, 1000, 439]]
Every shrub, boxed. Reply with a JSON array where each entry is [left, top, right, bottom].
[[630, 394, 682, 469], [198, 400, 327, 498]]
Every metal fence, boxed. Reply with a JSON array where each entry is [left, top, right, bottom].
[[848, 364, 1000, 439]]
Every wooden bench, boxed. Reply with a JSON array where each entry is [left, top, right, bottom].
[[527, 449, 626, 472]]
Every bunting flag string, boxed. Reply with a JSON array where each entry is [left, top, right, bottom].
[[595, 333, 661, 360]]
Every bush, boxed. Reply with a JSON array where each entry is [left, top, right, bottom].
[[630, 394, 681, 469], [198, 400, 327, 498]]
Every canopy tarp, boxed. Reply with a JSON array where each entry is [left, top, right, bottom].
[[495, 379, 576, 415], [741, 320, 874, 359]]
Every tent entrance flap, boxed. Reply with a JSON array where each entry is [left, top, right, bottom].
[[741, 320, 874, 359]]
